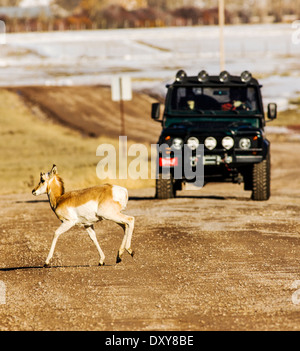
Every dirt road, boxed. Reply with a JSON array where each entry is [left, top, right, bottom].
[[1, 136, 300, 331]]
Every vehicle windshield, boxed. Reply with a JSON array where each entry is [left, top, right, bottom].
[[167, 86, 261, 115]]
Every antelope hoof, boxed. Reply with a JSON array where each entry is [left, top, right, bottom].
[[43, 263, 50, 268], [126, 248, 135, 258], [116, 252, 122, 264], [99, 262, 105, 267]]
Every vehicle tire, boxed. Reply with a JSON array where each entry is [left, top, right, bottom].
[[156, 173, 175, 199], [251, 155, 270, 201]]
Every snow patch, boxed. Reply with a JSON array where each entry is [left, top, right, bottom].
[[0, 24, 299, 110], [19, 0, 52, 7]]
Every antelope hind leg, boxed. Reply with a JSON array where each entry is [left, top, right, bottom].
[[86, 226, 105, 266], [116, 216, 135, 263]]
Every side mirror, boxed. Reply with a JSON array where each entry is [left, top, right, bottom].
[[267, 103, 277, 120], [151, 103, 161, 120]]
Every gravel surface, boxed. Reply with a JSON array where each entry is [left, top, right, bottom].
[[1, 137, 300, 331]]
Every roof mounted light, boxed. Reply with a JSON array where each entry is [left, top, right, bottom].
[[241, 70, 252, 83], [197, 70, 209, 82], [176, 70, 187, 82], [219, 70, 230, 83]]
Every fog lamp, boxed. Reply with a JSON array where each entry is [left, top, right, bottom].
[[172, 138, 183, 150], [222, 136, 234, 150], [239, 138, 251, 150], [204, 137, 217, 150], [187, 137, 199, 150]]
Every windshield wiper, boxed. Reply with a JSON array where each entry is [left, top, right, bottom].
[[195, 109, 204, 114], [228, 121, 252, 128]]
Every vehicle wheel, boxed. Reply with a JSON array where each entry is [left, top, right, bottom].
[[251, 155, 270, 201], [156, 173, 175, 199]]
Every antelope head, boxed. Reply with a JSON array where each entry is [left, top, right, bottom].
[[32, 164, 57, 196]]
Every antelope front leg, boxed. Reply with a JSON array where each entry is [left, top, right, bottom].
[[44, 221, 74, 267]]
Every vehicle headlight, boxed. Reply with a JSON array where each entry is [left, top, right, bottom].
[[222, 136, 234, 150], [204, 136, 217, 150], [239, 138, 251, 150], [187, 137, 199, 150], [172, 138, 183, 150]]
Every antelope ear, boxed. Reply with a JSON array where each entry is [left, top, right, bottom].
[[50, 164, 58, 175]]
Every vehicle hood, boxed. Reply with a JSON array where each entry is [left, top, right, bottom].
[[162, 121, 261, 138]]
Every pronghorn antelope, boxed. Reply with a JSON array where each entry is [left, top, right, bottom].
[[32, 165, 134, 267]]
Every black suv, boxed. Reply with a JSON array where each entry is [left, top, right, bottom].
[[151, 70, 277, 201]]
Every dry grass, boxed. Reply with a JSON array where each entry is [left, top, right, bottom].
[[271, 95, 300, 126], [0, 89, 154, 195], [1, 86, 298, 195], [272, 109, 300, 127]]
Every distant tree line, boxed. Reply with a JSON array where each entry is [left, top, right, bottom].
[[0, 0, 299, 33], [0, 4, 228, 32]]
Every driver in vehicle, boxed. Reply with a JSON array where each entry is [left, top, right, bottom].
[[222, 89, 251, 111], [179, 90, 196, 110]]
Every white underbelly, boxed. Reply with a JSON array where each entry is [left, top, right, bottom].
[[70, 200, 99, 225]]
